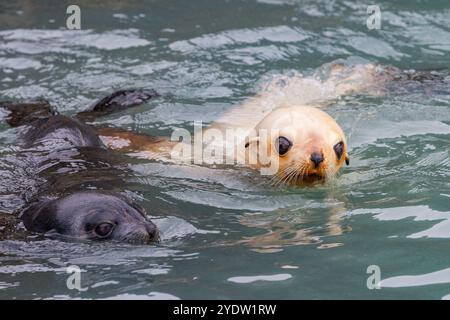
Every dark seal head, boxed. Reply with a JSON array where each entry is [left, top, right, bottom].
[[20, 192, 158, 244]]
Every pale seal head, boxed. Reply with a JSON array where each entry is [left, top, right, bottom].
[[245, 106, 349, 185], [20, 192, 158, 244]]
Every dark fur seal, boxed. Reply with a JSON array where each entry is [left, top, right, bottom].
[[1, 89, 160, 244]]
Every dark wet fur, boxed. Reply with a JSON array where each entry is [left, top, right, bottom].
[[0, 89, 160, 243], [22, 115, 105, 148], [76, 89, 159, 121], [0, 212, 26, 241]]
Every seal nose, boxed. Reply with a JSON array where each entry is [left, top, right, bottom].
[[310, 152, 324, 168]]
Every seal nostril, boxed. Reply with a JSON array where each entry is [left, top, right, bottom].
[[310, 152, 324, 168]]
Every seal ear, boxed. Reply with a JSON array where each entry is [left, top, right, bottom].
[[19, 199, 57, 233], [345, 154, 350, 166], [244, 136, 259, 148]]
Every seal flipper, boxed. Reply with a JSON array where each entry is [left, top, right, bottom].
[[0, 100, 57, 127], [76, 89, 159, 121]]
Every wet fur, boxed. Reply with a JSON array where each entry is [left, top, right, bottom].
[[1, 90, 159, 243]]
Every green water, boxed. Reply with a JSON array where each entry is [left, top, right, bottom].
[[0, 0, 449, 299]]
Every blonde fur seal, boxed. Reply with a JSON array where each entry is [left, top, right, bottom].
[[99, 63, 385, 185]]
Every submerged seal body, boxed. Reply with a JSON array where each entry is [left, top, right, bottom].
[[1, 90, 160, 243], [97, 65, 367, 185]]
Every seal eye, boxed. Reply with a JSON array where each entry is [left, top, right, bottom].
[[333, 141, 344, 160], [276, 136, 292, 156], [94, 222, 115, 238]]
